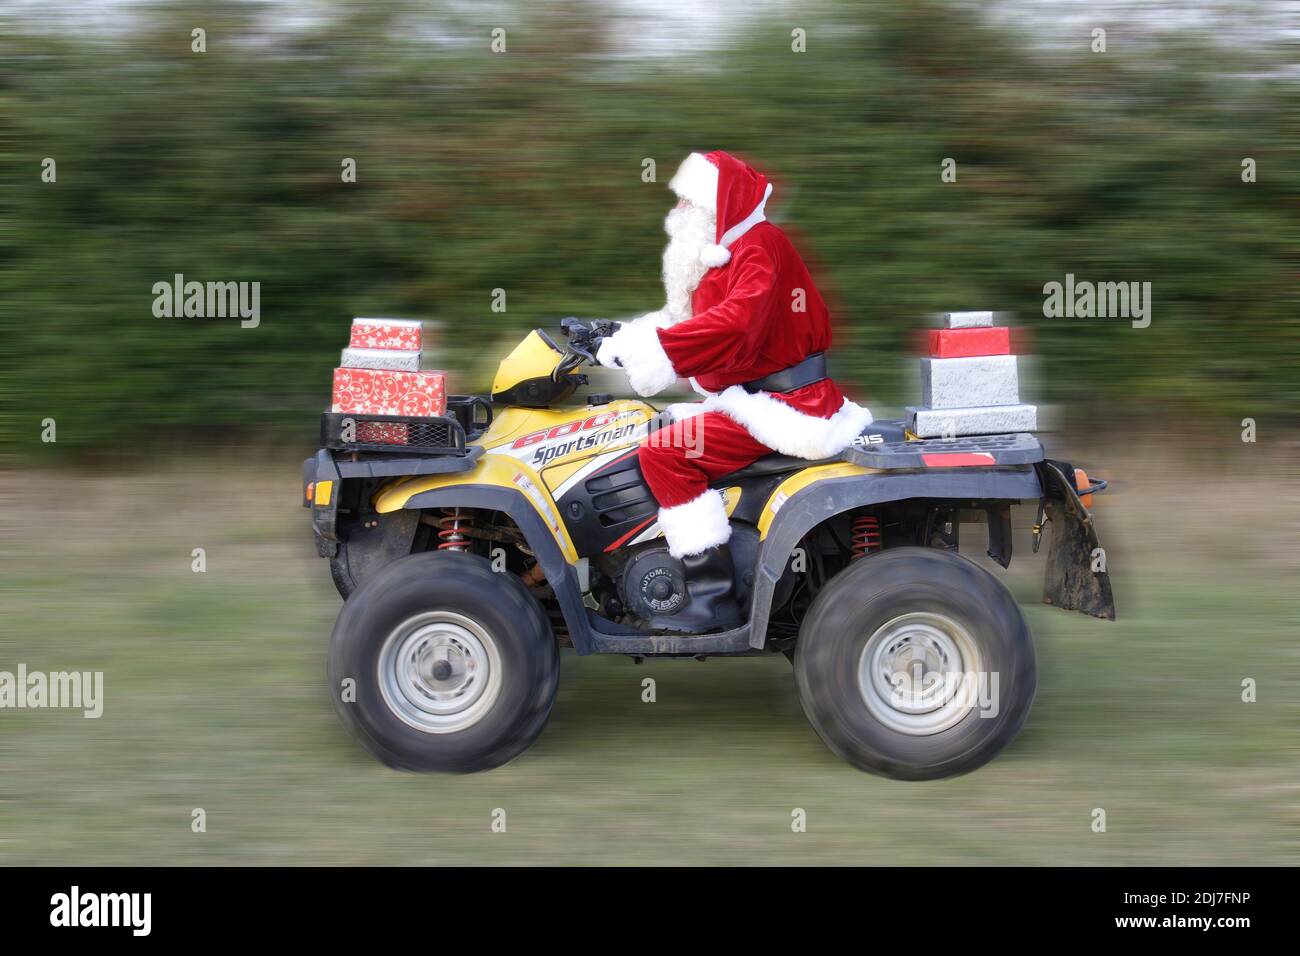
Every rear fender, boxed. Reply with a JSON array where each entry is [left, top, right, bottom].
[[751, 467, 1044, 648]]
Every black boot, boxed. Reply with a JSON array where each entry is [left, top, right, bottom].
[[650, 544, 743, 634]]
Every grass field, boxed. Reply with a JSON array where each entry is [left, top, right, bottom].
[[1, 437, 1296, 865]]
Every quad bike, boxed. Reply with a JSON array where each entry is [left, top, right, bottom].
[[304, 318, 1114, 778]]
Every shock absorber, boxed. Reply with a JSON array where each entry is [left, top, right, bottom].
[[851, 514, 882, 559], [435, 508, 472, 551]]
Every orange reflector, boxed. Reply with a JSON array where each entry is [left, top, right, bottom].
[[305, 481, 315, 504], [1074, 468, 1092, 509], [315, 480, 334, 507]]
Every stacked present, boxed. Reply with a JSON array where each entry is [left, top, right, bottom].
[[906, 312, 1037, 438], [331, 318, 446, 445]]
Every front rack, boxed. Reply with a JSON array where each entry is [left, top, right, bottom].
[[321, 394, 492, 456]]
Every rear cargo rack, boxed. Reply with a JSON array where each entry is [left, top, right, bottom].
[[841, 432, 1043, 469], [320, 394, 492, 456]]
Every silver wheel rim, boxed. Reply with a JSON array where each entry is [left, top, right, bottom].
[[377, 610, 503, 734], [857, 612, 985, 736]]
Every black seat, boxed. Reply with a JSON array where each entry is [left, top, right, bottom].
[[721, 453, 837, 481], [713, 419, 909, 483]]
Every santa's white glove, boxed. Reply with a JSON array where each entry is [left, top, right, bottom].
[[596, 336, 622, 369], [597, 311, 678, 397]]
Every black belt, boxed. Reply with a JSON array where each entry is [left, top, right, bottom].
[[742, 352, 826, 394]]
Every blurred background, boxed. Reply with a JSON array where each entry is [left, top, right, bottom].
[[0, 0, 1296, 865]]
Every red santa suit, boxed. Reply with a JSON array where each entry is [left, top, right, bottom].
[[599, 151, 871, 558]]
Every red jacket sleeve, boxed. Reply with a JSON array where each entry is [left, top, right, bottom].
[[655, 243, 777, 378]]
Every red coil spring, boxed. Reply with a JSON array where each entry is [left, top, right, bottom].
[[436, 509, 472, 551], [851, 515, 881, 559]]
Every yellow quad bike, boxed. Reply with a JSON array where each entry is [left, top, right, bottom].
[[304, 318, 1114, 777]]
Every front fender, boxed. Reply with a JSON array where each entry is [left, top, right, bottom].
[[374, 453, 577, 562], [373, 458, 593, 653]]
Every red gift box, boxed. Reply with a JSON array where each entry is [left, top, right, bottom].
[[349, 318, 422, 352], [331, 367, 447, 417], [927, 326, 1011, 359]]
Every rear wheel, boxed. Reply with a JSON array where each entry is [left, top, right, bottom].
[[329, 550, 558, 772], [794, 547, 1035, 780]]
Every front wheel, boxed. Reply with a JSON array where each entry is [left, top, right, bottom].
[[794, 547, 1035, 780], [328, 550, 559, 772]]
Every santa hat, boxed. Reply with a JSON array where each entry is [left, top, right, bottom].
[[668, 151, 774, 267]]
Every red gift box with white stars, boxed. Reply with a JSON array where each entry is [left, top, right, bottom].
[[347, 317, 423, 351], [331, 367, 446, 418]]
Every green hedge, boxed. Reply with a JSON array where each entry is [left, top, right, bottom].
[[2, 0, 1295, 454]]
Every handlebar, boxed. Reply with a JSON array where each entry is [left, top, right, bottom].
[[556, 317, 620, 378]]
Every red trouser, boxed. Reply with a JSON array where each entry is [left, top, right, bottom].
[[639, 411, 773, 508]]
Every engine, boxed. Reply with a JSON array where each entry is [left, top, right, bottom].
[[618, 545, 688, 620]]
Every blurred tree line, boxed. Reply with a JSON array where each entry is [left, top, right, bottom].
[[2, 0, 1296, 456]]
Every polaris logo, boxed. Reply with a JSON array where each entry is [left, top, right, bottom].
[[852, 433, 885, 446]]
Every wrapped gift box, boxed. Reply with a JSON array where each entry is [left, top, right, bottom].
[[927, 327, 1010, 359], [908, 310, 1037, 436], [348, 317, 422, 351], [941, 311, 994, 329], [909, 404, 1038, 438], [340, 347, 421, 371], [921, 354, 1020, 409], [331, 368, 446, 417]]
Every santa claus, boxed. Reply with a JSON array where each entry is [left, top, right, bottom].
[[598, 150, 871, 631]]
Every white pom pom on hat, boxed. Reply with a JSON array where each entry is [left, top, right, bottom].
[[700, 244, 732, 267]]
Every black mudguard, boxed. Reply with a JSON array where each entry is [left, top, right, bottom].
[[329, 509, 421, 599], [1038, 460, 1116, 620]]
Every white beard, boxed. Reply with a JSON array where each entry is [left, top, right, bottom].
[[661, 202, 715, 323]]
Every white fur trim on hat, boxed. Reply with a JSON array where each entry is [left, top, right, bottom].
[[657, 488, 731, 558], [702, 387, 873, 460], [669, 152, 718, 211], [603, 312, 677, 397], [697, 181, 773, 268]]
